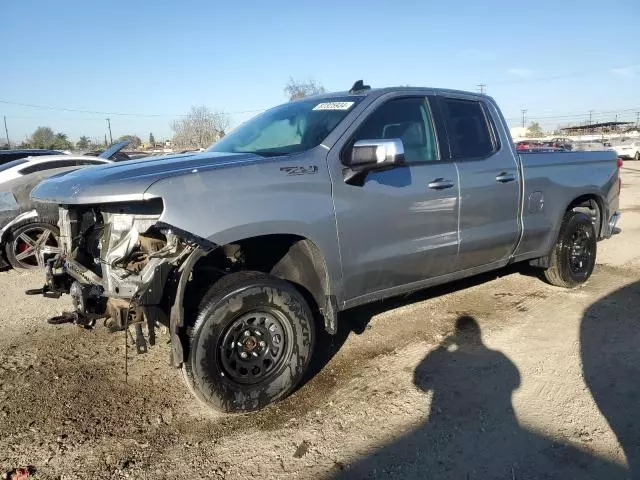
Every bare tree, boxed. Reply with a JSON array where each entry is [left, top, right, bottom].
[[171, 106, 229, 149], [284, 77, 326, 101]]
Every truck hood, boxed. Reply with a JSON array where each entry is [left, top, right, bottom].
[[30, 151, 262, 204]]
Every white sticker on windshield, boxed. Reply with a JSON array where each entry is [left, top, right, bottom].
[[313, 102, 355, 111]]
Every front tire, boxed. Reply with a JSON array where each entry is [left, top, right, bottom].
[[182, 271, 315, 413], [543, 211, 597, 288]]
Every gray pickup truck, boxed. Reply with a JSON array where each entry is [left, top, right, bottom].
[[30, 81, 620, 413]]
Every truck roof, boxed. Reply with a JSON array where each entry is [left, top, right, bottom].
[[300, 85, 492, 103]]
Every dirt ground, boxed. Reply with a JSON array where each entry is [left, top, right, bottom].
[[2, 164, 640, 480]]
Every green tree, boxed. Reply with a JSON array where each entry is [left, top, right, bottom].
[[526, 121, 544, 138], [76, 136, 90, 150], [30, 127, 55, 149], [149, 132, 155, 146], [52, 133, 73, 150], [117, 134, 142, 149]]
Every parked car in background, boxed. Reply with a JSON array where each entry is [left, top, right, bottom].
[[31, 83, 620, 413], [611, 140, 640, 160], [0, 141, 131, 269], [0, 141, 129, 186], [515, 140, 545, 151], [0, 149, 65, 166], [546, 137, 573, 150]]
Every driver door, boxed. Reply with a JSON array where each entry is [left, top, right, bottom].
[[330, 96, 460, 303]]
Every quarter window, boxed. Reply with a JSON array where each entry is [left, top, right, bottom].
[[352, 97, 439, 163], [440, 98, 496, 159]]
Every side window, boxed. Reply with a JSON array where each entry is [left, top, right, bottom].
[[19, 160, 78, 175], [440, 98, 496, 159], [352, 97, 439, 163]]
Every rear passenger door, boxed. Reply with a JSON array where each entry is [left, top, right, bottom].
[[437, 96, 520, 270]]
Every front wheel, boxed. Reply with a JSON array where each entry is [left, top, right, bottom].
[[543, 211, 597, 288], [4, 222, 61, 270], [182, 271, 315, 413]]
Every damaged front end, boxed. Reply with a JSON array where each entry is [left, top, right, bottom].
[[39, 198, 209, 353]]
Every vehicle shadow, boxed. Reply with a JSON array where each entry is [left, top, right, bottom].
[[581, 280, 640, 478], [303, 263, 543, 388], [331, 315, 629, 479]]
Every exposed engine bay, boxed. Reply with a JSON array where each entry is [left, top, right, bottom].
[[41, 199, 199, 348]]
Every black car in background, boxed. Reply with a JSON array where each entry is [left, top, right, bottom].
[[0, 149, 64, 166]]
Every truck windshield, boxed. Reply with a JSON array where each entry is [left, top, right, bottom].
[[208, 96, 363, 157]]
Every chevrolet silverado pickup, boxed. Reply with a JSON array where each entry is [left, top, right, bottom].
[[30, 81, 621, 413]]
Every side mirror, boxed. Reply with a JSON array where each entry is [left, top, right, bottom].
[[349, 139, 405, 170]]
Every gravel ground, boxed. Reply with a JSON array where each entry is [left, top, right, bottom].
[[1, 164, 640, 479]]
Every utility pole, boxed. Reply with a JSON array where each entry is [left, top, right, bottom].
[[636, 112, 639, 129], [106, 118, 113, 145], [477, 84, 486, 94], [521, 109, 527, 129], [3, 116, 10, 148], [588, 110, 593, 125]]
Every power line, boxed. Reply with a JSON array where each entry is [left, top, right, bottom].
[[0, 98, 266, 117]]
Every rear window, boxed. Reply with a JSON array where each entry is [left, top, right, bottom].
[[440, 98, 497, 159], [0, 158, 29, 172]]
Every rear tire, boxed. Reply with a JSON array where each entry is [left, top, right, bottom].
[[543, 211, 596, 288], [634, 151, 640, 161], [4, 221, 61, 270], [182, 271, 315, 413]]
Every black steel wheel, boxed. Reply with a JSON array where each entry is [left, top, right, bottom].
[[4, 222, 61, 270], [182, 271, 315, 413], [543, 211, 597, 288]]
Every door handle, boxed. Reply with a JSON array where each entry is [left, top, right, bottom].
[[496, 172, 516, 183], [428, 178, 455, 190]]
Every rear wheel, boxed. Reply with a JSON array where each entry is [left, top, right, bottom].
[[182, 271, 315, 413], [543, 211, 596, 288], [4, 222, 61, 270], [634, 151, 639, 161]]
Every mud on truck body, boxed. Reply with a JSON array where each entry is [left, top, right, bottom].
[[30, 82, 620, 413]]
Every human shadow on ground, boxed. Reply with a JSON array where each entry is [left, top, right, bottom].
[[581, 280, 640, 479], [303, 263, 542, 389], [334, 315, 629, 479]]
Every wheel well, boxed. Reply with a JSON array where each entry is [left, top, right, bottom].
[[183, 234, 332, 331], [566, 194, 603, 238]]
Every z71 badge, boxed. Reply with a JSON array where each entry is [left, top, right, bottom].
[[280, 166, 319, 176]]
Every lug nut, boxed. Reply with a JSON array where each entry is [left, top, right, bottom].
[[269, 325, 276, 332], [255, 331, 262, 336], [259, 341, 266, 348], [240, 352, 248, 359], [244, 331, 250, 336], [251, 352, 258, 357]]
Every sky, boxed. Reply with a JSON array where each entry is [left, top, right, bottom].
[[2, 0, 639, 144]]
